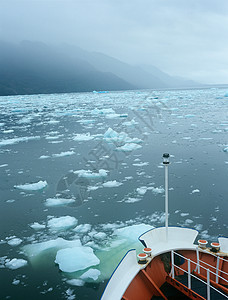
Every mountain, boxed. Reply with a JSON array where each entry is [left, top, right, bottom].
[[0, 41, 135, 96], [0, 41, 201, 96]]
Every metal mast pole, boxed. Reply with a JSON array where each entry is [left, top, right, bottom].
[[163, 153, 170, 242]]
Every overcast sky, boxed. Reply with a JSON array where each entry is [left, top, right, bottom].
[[1, 0, 228, 84]]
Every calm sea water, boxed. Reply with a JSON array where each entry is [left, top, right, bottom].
[[0, 88, 227, 299]]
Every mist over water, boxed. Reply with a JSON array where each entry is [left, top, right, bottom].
[[0, 88, 227, 299]]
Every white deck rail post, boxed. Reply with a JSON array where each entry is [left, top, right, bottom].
[[171, 250, 175, 279], [163, 153, 170, 242], [196, 248, 200, 274], [207, 269, 211, 300], [188, 259, 191, 289], [216, 256, 220, 284]]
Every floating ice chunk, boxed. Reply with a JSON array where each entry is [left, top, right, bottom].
[[136, 187, 148, 195], [66, 279, 85, 286], [194, 224, 203, 231], [3, 129, 14, 133], [133, 162, 149, 167], [74, 169, 108, 178], [103, 180, 123, 188], [116, 143, 142, 152], [65, 288, 75, 300], [114, 224, 153, 240], [12, 279, 20, 285], [30, 222, 45, 230], [23, 238, 82, 258], [39, 155, 50, 159], [0, 136, 40, 146], [104, 128, 142, 144], [184, 219, 193, 225], [93, 232, 107, 240], [80, 269, 101, 281], [73, 224, 92, 234], [73, 133, 94, 141], [125, 197, 141, 203], [7, 238, 23, 246], [5, 258, 27, 270], [201, 230, 210, 239], [45, 198, 75, 207], [223, 147, 228, 152], [55, 246, 100, 272], [0, 164, 8, 168], [149, 187, 164, 194], [192, 189, 200, 193], [47, 216, 78, 231], [14, 180, 47, 191], [180, 213, 189, 217], [52, 151, 75, 158]]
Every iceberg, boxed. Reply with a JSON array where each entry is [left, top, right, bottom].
[[14, 180, 47, 191], [7, 238, 23, 246], [74, 169, 108, 178], [23, 238, 82, 259], [0, 136, 40, 146], [45, 198, 75, 207], [29, 222, 45, 230], [80, 269, 101, 281], [5, 258, 27, 270], [47, 216, 78, 231], [52, 151, 75, 158], [55, 246, 100, 272], [103, 180, 123, 188]]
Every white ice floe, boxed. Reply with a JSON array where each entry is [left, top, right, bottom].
[[0, 136, 40, 146], [73, 224, 92, 234], [93, 232, 107, 240], [180, 213, 189, 217], [47, 216, 78, 231], [39, 155, 50, 159], [224, 147, 228, 152], [0, 164, 8, 168], [149, 186, 165, 194], [66, 279, 85, 286], [114, 224, 153, 240], [104, 128, 142, 144], [45, 198, 75, 207], [30, 222, 46, 230], [23, 238, 82, 258], [7, 238, 23, 246], [184, 219, 194, 225], [74, 169, 108, 178], [5, 258, 27, 270], [52, 151, 75, 158], [133, 162, 149, 167], [191, 189, 200, 193], [12, 279, 20, 285], [102, 180, 123, 188], [14, 180, 47, 191], [73, 133, 94, 141], [80, 269, 101, 281], [55, 246, 100, 272], [116, 143, 142, 152], [125, 197, 141, 203], [136, 187, 148, 195]]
